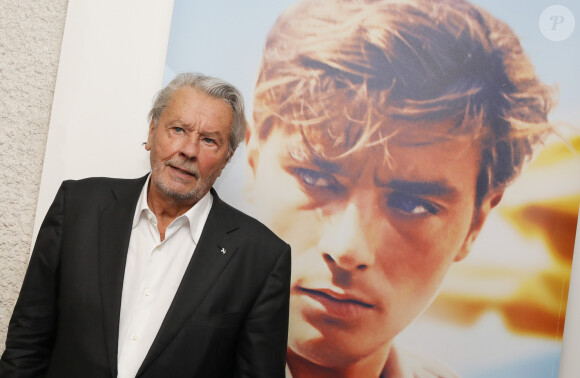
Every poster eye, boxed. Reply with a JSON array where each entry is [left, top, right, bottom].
[[293, 168, 343, 194], [386, 193, 439, 216]]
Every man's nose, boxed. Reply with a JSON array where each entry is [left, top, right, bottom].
[[180, 134, 200, 158], [318, 203, 374, 272]]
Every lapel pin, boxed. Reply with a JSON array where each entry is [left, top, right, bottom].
[[220, 247, 227, 255]]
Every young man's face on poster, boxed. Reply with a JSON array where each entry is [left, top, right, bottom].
[[162, 0, 578, 375], [246, 117, 501, 366]]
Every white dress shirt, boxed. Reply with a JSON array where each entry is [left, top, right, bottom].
[[117, 176, 213, 378]]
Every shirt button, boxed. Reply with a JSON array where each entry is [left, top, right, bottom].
[[131, 334, 138, 341], [147, 213, 153, 220], [144, 288, 151, 296]]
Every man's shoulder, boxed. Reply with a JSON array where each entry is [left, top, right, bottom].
[[57, 175, 147, 207], [61, 175, 147, 195], [63, 175, 146, 188]]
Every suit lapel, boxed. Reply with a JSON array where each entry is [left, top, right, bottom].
[[137, 189, 240, 375], [98, 175, 147, 376]]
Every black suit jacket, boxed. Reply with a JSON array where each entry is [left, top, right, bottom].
[[0, 176, 291, 377]]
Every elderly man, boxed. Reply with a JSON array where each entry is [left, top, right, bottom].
[[1, 73, 291, 377], [244, 0, 555, 376]]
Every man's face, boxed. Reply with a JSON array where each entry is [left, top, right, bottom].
[[146, 87, 233, 207], [246, 122, 497, 368]]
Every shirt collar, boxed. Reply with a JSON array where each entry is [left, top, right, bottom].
[[132, 174, 214, 244]]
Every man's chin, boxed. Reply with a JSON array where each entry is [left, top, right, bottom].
[[164, 187, 202, 202], [154, 180, 202, 202]]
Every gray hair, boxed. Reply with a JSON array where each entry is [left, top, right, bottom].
[[149, 72, 247, 155]]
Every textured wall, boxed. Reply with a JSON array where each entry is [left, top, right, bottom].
[[0, 0, 69, 354]]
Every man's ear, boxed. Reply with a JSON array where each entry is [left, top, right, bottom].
[[244, 127, 260, 202], [145, 120, 155, 151], [455, 190, 504, 262], [225, 147, 236, 165], [245, 127, 259, 174]]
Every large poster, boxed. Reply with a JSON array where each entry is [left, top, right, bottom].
[[163, 0, 579, 376]]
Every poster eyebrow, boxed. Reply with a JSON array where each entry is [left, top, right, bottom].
[[382, 179, 456, 197], [311, 155, 342, 174], [288, 145, 342, 174]]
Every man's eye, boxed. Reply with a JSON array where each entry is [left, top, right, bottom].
[[173, 127, 185, 134], [386, 193, 439, 216], [202, 137, 216, 145], [293, 168, 342, 194]]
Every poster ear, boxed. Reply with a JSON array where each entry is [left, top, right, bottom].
[[455, 191, 504, 262]]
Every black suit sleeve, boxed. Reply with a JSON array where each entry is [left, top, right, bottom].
[[0, 183, 66, 377], [234, 243, 291, 378]]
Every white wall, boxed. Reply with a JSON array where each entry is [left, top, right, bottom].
[[34, 0, 174, 240]]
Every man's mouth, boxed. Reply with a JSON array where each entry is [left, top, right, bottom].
[[169, 164, 197, 178]]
